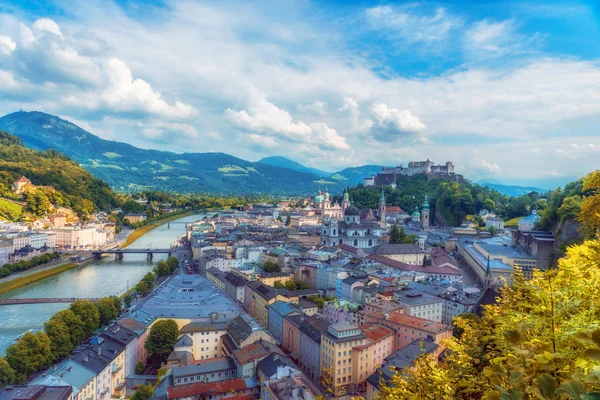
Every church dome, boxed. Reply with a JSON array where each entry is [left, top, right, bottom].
[[314, 194, 324, 203], [345, 205, 360, 216]]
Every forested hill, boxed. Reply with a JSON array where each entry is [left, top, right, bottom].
[[0, 131, 120, 216], [343, 174, 542, 227], [0, 111, 343, 195]]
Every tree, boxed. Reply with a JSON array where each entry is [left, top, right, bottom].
[[5, 331, 53, 383], [136, 361, 145, 375], [110, 295, 123, 315], [487, 225, 498, 236], [70, 300, 100, 337], [367, 239, 600, 399], [145, 319, 179, 368], [483, 198, 496, 212], [166, 256, 179, 272], [50, 309, 85, 347], [389, 224, 402, 244], [124, 293, 133, 307], [135, 281, 149, 296], [579, 171, 600, 238], [262, 260, 280, 273], [44, 318, 74, 361], [95, 297, 119, 326], [473, 215, 485, 227], [273, 280, 285, 289], [131, 384, 153, 400], [0, 357, 15, 388], [276, 215, 283, 222], [25, 190, 51, 217], [285, 215, 291, 226], [313, 298, 325, 309], [558, 195, 582, 221], [142, 272, 155, 288]]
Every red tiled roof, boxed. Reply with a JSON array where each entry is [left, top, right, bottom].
[[337, 244, 358, 254], [386, 206, 403, 213], [167, 378, 252, 399], [367, 254, 460, 275], [16, 176, 30, 183], [231, 342, 269, 365], [360, 323, 394, 342], [366, 311, 452, 334]]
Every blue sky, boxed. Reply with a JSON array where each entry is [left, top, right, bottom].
[[0, 0, 599, 188]]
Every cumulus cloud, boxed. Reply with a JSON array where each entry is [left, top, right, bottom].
[[297, 101, 328, 116], [339, 97, 359, 124], [2, 18, 193, 120], [225, 88, 349, 150], [556, 143, 600, 159], [0, 35, 16, 54], [468, 157, 502, 175], [367, 103, 426, 140]]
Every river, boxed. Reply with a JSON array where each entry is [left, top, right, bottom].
[[0, 214, 202, 354]]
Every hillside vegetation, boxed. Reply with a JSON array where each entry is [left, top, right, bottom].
[[344, 174, 539, 226], [370, 171, 600, 399], [0, 131, 120, 218]]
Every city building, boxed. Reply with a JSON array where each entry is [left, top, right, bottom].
[[486, 217, 505, 230], [258, 272, 294, 287], [0, 386, 72, 400], [393, 288, 444, 322], [31, 360, 96, 400], [320, 202, 385, 249], [223, 272, 246, 304], [298, 315, 331, 383], [268, 301, 302, 344], [179, 321, 229, 361], [518, 209, 541, 232], [171, 357, 237, 385], [351, 324, 395, 392], [511, 230, 555, 270], [243, 281, 290, 327], [124, 214, 146, 224], [372, 243, 425, 265], [282, 313, 307, 361]]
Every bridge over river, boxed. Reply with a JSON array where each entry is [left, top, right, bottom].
[[92, 248, 172, 261], [0, 298, 99, 306]]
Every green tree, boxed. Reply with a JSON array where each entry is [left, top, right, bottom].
[[483, 198, 496, 212], [95, 297, 119, 326], [557, 195, 582, 221], [487, 225, 498, 236], [123, 293, 133, 307], [135, 361, 145, 375], [131, 384, 153, 400], [70, 300, 101, 337], [366, 239, 600, 399], [166, 256, 179, 272], [285, 215, 291, 226], [135, 281, 149, 296], [142, 272, 155, 288], [6, 331, 53, 383], [389, 224, 402, 244], [44, 318, 73, 361], [154, 260, 170, 276], [262, 260, 281, 273], [145, 319, 179, 368], [273, 280, 285, 289], [0, 357, 15, 388], [50, 309, 85, 347], [25, 190, 51, 217], [110, 295, 123, 315]]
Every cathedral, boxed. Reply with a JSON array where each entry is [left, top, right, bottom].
[[312, 187, 345, 219], [320, 189, 387, 249]]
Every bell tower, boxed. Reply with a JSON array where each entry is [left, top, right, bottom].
[[421, 194, 430, 229], [378, 188, 386, 228]]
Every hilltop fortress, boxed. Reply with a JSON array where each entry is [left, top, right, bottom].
[[364, 160, 463, 187]]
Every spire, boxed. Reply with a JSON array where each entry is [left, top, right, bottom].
[[485, 254, 491, 277], [422, 194, 430, 210], [380, 188, 385, 203]]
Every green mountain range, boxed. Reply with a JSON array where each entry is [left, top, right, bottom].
[[0, 111, 385, 194]]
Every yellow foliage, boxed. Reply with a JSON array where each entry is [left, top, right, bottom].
[[579, 170, 600, 238]]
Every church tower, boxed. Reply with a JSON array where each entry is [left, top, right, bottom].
[[378, 188, 386, 228], [421, 194, 430, 229], [341, 187, 351, 211]]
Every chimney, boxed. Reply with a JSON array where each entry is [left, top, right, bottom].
[[97, 347, 101, 357], [83, 356, 88, 363]]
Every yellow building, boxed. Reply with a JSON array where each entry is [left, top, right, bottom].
[[243, 281, 290, 327], [373, 243, 425, 265], [258, 272, 294, 287], [320, 322, 366, 397]]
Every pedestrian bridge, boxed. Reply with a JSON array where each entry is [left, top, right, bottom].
[[92, 248, 172, 260], [0, 298, 100, 306]]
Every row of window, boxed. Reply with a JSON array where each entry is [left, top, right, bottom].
[[177, 370, 233, 383]]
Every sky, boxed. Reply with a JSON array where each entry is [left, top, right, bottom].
[[0, 0, 599, 188]]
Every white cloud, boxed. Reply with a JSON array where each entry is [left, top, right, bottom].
[[0, 35, 16, 54], [32, 18, 63, 37], [469, 157, 502, 175], [225, 88, 348, 150], [556, 143, 600, 159], [339, 97, 359, 123], [464, 19, 543, 58], [367, 103, 426, 140], [364, 5, 462, 46], [297, 101, 328, 116]]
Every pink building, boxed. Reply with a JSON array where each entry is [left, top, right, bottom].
[[281, 313, 306, 361]]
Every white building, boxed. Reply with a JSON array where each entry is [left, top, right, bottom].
[[53, 226, 104, 249], [393, 289, 444, 323], [28, 233, 49, 249], [205, 257, 243, 273], [0, 248, 8, 267], [518, 210, 541, 232], [485, 217, 504, 230]]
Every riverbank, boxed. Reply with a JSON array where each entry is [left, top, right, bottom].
[[0, 211, 195, 297], [120, 210, 194, 248], [0, 263, 78, 296]]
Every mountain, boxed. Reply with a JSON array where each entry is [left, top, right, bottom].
[[0, 111, 345, 195], [479, 182, 548, 197], [258, 156, 330, 177], [329, 165, 383, 186], [0, 130, 120, 216]]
